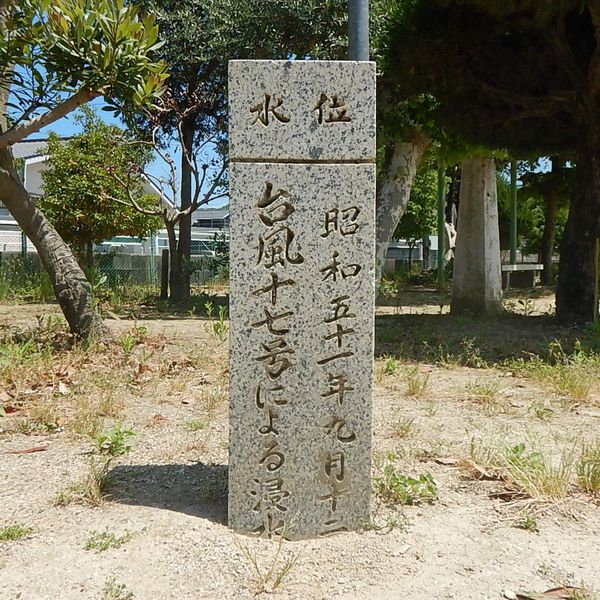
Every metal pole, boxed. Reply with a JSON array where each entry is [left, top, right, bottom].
[[510, 160, 518, 264], [348, 0, 369, 60], [437, 163, 446, 288]]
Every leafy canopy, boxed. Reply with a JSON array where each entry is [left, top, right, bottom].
[[39, 107, 161, 253], [0, 0, 168, 131]]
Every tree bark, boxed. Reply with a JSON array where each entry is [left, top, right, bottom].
[[540, 188, 558, 286], [170, 117, 194, 304], [0, 150, 107, 338], [556, 115, 600, 322], [375, 134, 429, 284], [0, 7, 105, 339]]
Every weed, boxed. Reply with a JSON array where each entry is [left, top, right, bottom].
[[374, 454, 437, 506], [204, 387, 227, 415], [85, 530, 132, 552], [0, 523, 33, 542], [55, 457, 112, 507], [465, 379, 499, 403], [515, 512, 539, 533], [97, 394, 124, 418], [119, 334, 136, 355], [92, 423, 135, 456], [68, 398, 102, 437], [384, 357, 400, 376], [102, 577, 135, 600], [185, 419, 207, 431], [391, 416, 417, 439], [212, 305, 229, 342], [530, 401, 554, 421], [424, 401, 439, 417], [237, 535, 302, 595], [577, 441, 600, 495], [405, 366, 429, 397], [469, 439, 577, 501]]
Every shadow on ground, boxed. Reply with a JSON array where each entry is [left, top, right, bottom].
[[109, 462, 228, 524], [376, 312, 600, 364]]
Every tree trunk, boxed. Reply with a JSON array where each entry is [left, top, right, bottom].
[[165, 220, 180, 304], [375, 134, 429, 284], [170, 117, 194, 304], [556, 117, 600, 322], [451, 158, 502, 315], [0, 150, 107, 338], [540, 188, 558, 286]]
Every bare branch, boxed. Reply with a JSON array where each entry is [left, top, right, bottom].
[[0, 88, 100, 148]]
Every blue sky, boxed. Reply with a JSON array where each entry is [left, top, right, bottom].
[[34, 98, 227, 209]]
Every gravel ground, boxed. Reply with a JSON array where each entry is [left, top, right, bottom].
[[1, 300, 600, 600]]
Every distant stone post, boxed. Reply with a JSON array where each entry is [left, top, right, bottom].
[[228, 60, 376, 539], [451, 158, 502, 315]]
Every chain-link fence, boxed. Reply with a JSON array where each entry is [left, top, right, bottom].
[[0, 227, 228, 302]]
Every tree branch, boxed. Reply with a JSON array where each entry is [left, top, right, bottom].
[[0, 88, 100, 148]]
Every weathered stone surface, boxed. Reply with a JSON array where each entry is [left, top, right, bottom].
[[451, 158, 503, 315], [228, 60, 376, 540], [228, 162, 375, 539], [229, 60, 376, 162]]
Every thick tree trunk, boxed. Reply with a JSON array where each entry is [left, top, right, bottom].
[[170, 118, 194, 305], [556, 119, 600, 322], [0, 149, 107, 338], [451, 158, 502, 315], [375, 134, 429, 284], [165, 220, 180, 303], [540, 188, 558, 286]]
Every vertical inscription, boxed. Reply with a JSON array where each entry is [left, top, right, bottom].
[[229, 61, 375, 539]]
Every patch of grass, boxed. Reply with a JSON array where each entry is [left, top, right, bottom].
[[391, 416, 417, 439], [0, 523, 33, 542], [404, 366, 429, 397], [468, 439, 577, 501], [530, 401, 554, 421], [85, 530, 133, 552], [54, 457, 112, 507], [237, 535, 302, 596], [185, 419, 207, 431], [514, 512, 539, 533], [374, 453, 437, 506], [577, 440, 600, 495], [102, 577, 135, 600], [465, 379, 499, 403], [204, 387, 227, 415], [68, 398, 102, 437]]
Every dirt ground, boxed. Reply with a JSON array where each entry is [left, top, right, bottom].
[[1, 291, 600, 600]]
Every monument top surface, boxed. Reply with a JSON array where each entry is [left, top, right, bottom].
[[228, 60, 376, 162]]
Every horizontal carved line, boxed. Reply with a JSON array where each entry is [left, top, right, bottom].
[[230, 158, 375, 165]]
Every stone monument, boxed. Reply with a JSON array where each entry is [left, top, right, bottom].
[[228, 60, 376, 539]]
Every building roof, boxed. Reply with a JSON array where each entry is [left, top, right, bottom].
[[194, 208, 229, 220], [11, 137, 73, 160]]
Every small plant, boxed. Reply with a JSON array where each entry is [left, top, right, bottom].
[[424, 401, 439, 417], [237, 535, 302, 595], [212, 305, 229, 342], [92, 423, 135, 456], [55, 457, 112, 507], [515, 512, 539, 533], [577, 440, 600, 495], [374, 454, 437, 505], [0, 523, 33, 542], [405, 366, 429, 397], [102, 577, 135, 600], [530, 401, 554, 421], [85, 530, 132, 552], [392, 416, 417, 439], [465, 379, 499, 402], [184, 419, 207, 431], [119, 333, 137, 355], [384, 356, 400, 376], [203, 300, 214, 320]]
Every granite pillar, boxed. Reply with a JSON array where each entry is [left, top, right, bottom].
[[228, 60, 376, 539]]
